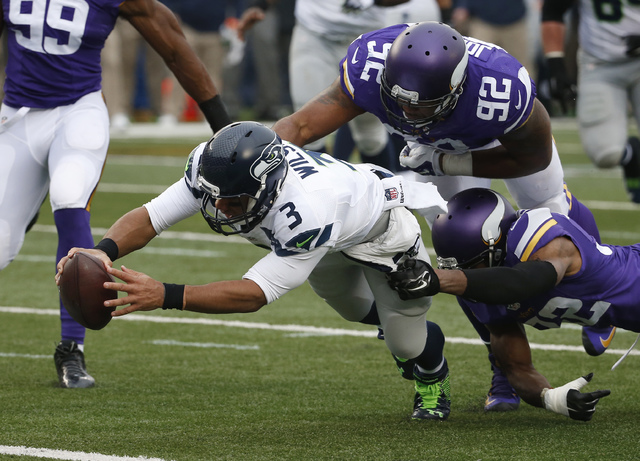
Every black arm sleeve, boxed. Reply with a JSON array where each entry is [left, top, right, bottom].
[[461, 261, 558, 305], [541, 0, 574, 23]]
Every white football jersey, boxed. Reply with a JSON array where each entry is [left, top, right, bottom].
[[294, 0, 388, 40], [578, 0, 640, 61], [145, 141, 446, 304]]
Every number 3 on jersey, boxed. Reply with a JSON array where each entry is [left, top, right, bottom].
[[9, 0, 88, 55]]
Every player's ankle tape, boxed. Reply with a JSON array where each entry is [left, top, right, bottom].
[[162, 283, 185, 310]]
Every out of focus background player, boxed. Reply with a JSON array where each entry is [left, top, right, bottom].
[[0, 0, 229, 388], [541, 0, 640, 203]]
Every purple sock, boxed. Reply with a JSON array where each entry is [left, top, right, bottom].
[[54, 208, 94, 344]]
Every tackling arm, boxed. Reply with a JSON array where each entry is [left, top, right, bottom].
[[272, 78, 365, 147], [488, 322, 610, 421], [469, 99, 554, 178], [488, 322, 550, 407]]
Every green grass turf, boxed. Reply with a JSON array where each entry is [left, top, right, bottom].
[[0, 121, 639, 460]]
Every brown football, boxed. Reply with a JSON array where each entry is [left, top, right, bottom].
[[59, 251, 117, 330]]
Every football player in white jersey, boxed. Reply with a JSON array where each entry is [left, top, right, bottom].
[[542, 0, 640, 203], [56, 121, 455, 421]]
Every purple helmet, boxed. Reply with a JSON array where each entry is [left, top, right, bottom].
[[381, 22, 468, 135], [431, 188, 517, 269]]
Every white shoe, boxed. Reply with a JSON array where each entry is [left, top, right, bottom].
[[111, 113, 130, 132], [158, 114, 178, 126]]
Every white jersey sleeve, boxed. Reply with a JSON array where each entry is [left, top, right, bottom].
[[143, 179, 201, 235], [243, 245, 330, 304]]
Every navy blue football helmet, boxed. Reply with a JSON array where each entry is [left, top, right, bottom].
[[196, 122, 288, 235], [381, 22, 468, 135], [431, 188, 517, 269]]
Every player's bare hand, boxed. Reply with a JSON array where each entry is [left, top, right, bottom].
[[237, 7, 265, 41], [104, 265, 165, 316], [55, 247, 113, 285]]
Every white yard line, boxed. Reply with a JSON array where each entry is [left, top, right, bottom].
[[0, 306, 637, 357], [0, 445, 170, 461]]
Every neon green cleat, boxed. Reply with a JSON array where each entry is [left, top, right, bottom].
[[411, 371, 451, 420]]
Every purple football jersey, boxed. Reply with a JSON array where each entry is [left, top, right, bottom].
[[339, 24, 536, 151], [464, 208, 640, 332], [2, 0, 121, 108]]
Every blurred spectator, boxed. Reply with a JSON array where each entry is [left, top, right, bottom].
[[162, 0, 229, 123], [541, 0, 640, 203], [451, 0, 535, 77]]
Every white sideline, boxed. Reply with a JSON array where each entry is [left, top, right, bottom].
[[0, 306, 638, 357], [0, 445, 169, 461]]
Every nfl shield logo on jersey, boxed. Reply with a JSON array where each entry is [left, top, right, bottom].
[[385, 187, 399, 201]]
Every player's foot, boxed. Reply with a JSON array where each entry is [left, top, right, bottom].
[[54, 340, 95, 388], [582, 326, 617, 356], [411, 367, 451, 420], [622, 136, 640, 203], [485, 356, 520, 412]]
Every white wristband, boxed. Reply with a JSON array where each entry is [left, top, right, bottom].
[[441, 152, 473, 176], [541, 387, 569, 416]]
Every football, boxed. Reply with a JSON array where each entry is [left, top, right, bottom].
[[59, 251, 117, 330]]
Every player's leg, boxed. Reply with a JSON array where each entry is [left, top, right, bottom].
[[49, 91, 110, 388], [348, 113, 397, 171], [0, 105, 50, 271], [577, 51, 640, 202], [288, 24, 338, 152], [363, 246, 450, 421]]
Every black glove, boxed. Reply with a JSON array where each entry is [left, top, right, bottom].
[[546, 56, 577, 115], [387, 259, 440, 300], [626, 35, 640, 57], [566, 373, 611, 421], [542, 372, 611, 421]]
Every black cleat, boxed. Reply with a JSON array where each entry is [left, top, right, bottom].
[[54, 340, 95, 388]]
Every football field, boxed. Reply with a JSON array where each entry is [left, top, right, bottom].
[[0, 120, 639, 460]]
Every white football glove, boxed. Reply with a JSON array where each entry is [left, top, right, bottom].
[[342, 0, 374, 13], [541, 373, 610, 421], [399, 144, 445, 176]]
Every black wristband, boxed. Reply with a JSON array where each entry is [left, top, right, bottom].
[[162, 283, 185, 310], [462, 261, 558, 304], [198, 95, 232, 133], [93, 238, 119, 261]]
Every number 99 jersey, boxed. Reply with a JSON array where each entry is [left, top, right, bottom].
[[339, 23, 536, 152], [2, 0, 121, 109]]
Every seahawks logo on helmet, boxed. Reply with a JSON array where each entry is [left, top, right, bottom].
[[251, 144, 285, 181]]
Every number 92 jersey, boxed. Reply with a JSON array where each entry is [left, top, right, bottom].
[[339, 23, 537, 152], [2, 0, 121, 109], [463, 209, 640, 333]]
